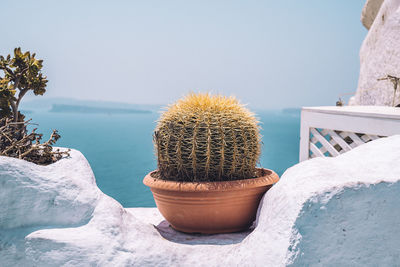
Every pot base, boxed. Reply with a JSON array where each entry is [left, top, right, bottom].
[[170, 224, 251, 235]]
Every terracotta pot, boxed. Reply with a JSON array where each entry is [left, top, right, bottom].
[[143, 168, 279, 234]]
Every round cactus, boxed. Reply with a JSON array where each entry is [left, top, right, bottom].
[[154, 93, 261, 182]]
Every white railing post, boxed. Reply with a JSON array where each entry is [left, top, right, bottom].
[[299, 109, 311, 162]]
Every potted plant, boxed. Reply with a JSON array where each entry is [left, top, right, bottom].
[[143, 93, 279, 234]]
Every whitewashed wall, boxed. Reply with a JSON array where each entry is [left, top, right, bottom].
[[350, 0, 400, 106]]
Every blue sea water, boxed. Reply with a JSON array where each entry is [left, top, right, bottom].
[[28, 109, 300, 207]]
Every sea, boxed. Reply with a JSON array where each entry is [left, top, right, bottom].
[[23, 105, 300, 207]]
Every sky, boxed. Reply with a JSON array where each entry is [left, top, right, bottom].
[[2, 0, 367, 109]]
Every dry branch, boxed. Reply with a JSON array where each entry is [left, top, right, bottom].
[[0, 117, 69, 165]]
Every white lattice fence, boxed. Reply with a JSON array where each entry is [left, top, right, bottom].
[[300, 106, 400, 161], [308, 128, 383, 159]]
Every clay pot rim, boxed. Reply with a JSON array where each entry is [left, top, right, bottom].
[[143, 168, 279, 192]]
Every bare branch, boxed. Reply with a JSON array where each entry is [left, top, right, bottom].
[[0, 118, 69, 165], [13, 66, 29, 90], [377, 75, 400, 106], [16, 88, 29, 107]]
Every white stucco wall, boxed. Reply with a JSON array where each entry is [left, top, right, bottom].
[[351, 0, 400, 106], [1, 136, 400, 266]]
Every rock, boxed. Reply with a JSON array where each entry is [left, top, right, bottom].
[[361, 0, 384, 29], [1, 136, 400, 266], [352, 0, 400, 106]]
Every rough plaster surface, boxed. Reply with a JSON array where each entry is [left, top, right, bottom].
[[1, 136, 400, 266], [351, 0, 400, 106], [288, 182, 400, 266]]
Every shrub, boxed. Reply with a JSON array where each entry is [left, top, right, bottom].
[[0, 48, 68, 165]]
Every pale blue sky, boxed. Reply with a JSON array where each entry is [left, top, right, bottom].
[[2, 0, 367, 109]]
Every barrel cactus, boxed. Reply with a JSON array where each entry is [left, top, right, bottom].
[[154, 93, 261, 182]]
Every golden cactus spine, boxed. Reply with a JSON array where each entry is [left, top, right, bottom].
[[154, 93, 261, 182]]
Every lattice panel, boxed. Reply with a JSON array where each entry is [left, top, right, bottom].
[[309, 128, 385, 159]]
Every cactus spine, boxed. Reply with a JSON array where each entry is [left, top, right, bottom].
[[154, 93, 261, 182]]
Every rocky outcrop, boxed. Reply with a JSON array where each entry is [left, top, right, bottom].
[[361, 0, 384, 29], [351, 0, 400, 106], [1, 137, 400, 266]]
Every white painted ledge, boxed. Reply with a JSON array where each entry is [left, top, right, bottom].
[[3, 136, 400, 266], [126, 208, 252, 245]]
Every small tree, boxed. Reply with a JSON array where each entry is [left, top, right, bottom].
[[0, 48, 68, 165], [0, 47, 48, 122]]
